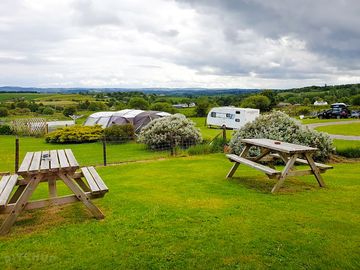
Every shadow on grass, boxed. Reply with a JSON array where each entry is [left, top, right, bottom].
[[229, 175, 319, 194], [0, 203, 97, 238]]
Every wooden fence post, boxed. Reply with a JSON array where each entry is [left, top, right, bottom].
[[102, 139, 107, 166], [222, 126, 227, 141], [15, 137, 19, 172]]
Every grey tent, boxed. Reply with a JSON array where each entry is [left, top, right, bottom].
[[132, 111, 166, 132]]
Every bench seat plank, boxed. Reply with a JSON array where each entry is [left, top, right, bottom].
[[88, 167, 108, 192], [0, 174, 18, 207], [226, 154, 281, 175], [270, 153, 333, 170], [81, 167, 101, 193]]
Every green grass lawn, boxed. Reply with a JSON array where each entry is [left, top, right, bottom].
[[300, 118, 355, 124], [0, 135, 169, 172], [333, 139, 360, 150], [0, 154, 359, 269], [315, 123, 360, 136], [190, 117, 233, 140]]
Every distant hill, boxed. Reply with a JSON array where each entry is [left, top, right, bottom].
[[0, 86, 259, 96]]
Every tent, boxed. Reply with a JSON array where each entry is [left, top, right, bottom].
[[84, 109, 170, 131]]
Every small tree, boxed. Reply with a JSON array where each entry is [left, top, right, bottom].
[[0, 107, 9, 117], [150, 102, 175, 113], [138, 114, 202, 150], [241, 95, 271, 111], [351, 94, 360, 106], [129, 97, 149, 110], [63, 106, 77, 117], [195, 98, 210, 117]]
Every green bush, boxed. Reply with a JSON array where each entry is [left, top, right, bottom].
[[138, 114, 202, 150], [0, 107, 9, 117], [103, 124, 135, 142], [63, 106, 77, 117], [45, 125, 103, 143], [42, 107, 55, 115], [336, 148, 360, 158], [229, 111, 334, 161], [0, 124, 13, 135]]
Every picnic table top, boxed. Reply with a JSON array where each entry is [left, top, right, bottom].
[[240, 138, 318, 154], [17, 149, 79, 175]]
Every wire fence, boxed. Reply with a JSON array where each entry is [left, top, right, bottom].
[[3, 135, 227, 173]]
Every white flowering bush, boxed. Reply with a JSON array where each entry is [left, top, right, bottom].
[[229, 111, 334, 161], [138, 114, 202, 149]]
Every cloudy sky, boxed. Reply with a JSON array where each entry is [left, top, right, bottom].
[[0, 0, 359, 89]]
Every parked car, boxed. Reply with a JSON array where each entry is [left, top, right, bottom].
[[351, 110, 360, 118], [317, 103, 351, 119]]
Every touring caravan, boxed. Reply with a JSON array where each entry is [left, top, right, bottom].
[[206, 107, 259, 130]]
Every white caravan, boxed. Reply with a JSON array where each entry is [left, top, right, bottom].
[[206, 107, 260, 129]]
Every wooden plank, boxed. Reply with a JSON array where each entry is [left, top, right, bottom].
[[59, 173, 104, 219], [305, 153, 326, 187], [241, 139, 318, 154], [1, 192, 104, 214], [17, 152, 34, 173], [270, 153, 333, 170], [0, 175, 42, 235], [88, 167, 108, 192], [271, 154, 298, 193], [0, 175, 18, 207], [29, 151, 42, 172], [81, 167, 101, 193], [64, 149, 79, 168], [50, 150, 60, 170], [226, 154, 281, 175], [48, 177, 57, 198], [40, 150, 50, 171], [226, 144, 251, 178], [58, 150, 70, 169], [0, 175, 10, 196]]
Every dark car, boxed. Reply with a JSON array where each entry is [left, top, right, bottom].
[[317, 103, 351, 119]]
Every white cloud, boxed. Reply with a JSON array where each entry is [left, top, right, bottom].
[[0, 0, 359, 89]]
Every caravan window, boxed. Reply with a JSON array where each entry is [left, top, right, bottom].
[[235, 119, 240, 122], [235, 111, 240, 114], [226, 113, 234, 119], [211, 112, 216, 117]]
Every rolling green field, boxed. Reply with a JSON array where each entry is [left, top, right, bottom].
[[0, 93, 52, 102], [315, 123, 360, 136], [0, 154, 359, 269]]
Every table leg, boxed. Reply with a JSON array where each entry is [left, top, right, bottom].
[[0, 175, 42, 235], [304, 153, 326, 187], [48, 177, 57, 198], [226, 145, 251, 179], [59, 173, 104, 219], [271, 154, 298, 193]]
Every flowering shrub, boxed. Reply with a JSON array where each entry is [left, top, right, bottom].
[[138, 114, 202, 149], [45, 125, 103, 143], [229, 111, 334, 161]]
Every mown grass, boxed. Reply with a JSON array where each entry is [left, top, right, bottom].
[[190, 117, 233, 140], [315, 122, 360, 136], [300, 118, 355, 124], [0, 154, 359, 269], [0, 135, 169, 172]]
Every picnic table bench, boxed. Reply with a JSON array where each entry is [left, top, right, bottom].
[[226, 139, 333, 193], [0, 149, 108, 235]]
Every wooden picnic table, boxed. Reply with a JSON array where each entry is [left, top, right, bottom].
[[0, 149, 108, 235], [226, 138, 333, 193]]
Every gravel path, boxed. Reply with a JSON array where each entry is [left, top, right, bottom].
[[304, 120, 360, 141]]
